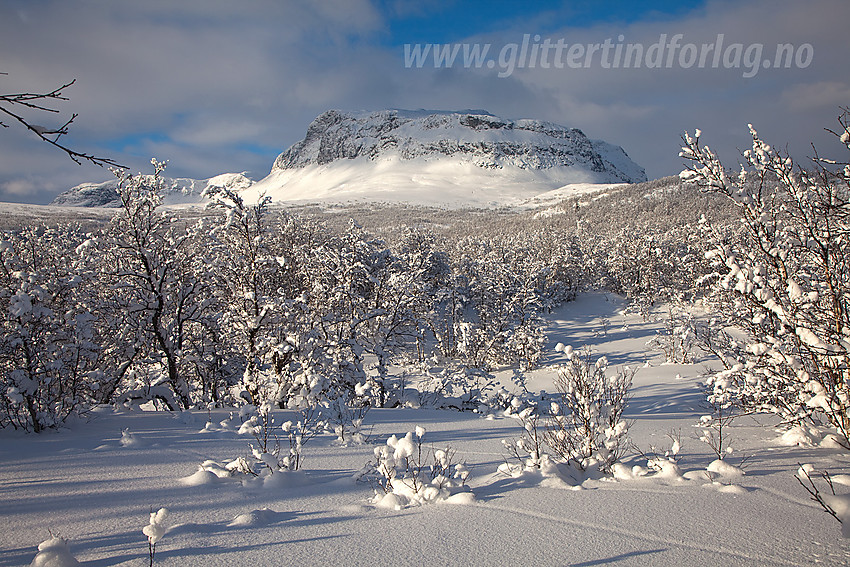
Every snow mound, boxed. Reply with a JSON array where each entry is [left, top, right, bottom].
[[819, 434, 848, 449], [442, 491, 477, 505], [776, 425, 821, 447], [228, 508, 280, 527], [824, 494, 850, 537], [260, 470, 311, 490], [180, 468, 220, 486], [707, 459, 745, 478], [496, 455, 585, 489], [119, 428, 143, 448], [648, 458, 685, 481], [715, 483, 747, 495], [373, 492, 408, 511], [30, 537, 80, 567]]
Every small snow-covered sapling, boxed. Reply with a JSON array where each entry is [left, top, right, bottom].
[[143, 507, 168, 566]]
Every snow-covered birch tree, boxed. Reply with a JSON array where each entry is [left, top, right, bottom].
[[680, 111, 850, 445]]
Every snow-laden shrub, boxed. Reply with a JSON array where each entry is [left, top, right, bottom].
[[30, 536, 81, 567], [544, 346, 633, 472], [645, 303, 698, 364], [681, 116, 850, 447], [631, 430, 684, 478], [323, 386, 370, 445], [697, 375, 737, 460], [243, 402, 324, 473], [502, 400, 548, 471], [143, 507, 168, 566], [102, 160, 220, 410], [0, 225, 107, 432], [190, 403, 326, 485], [358, 426, 471, 509], [116, 377, 181, 412]]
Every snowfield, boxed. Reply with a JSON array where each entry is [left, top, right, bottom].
[[241, 157, 618, 208], [2, 294, 849, 566]]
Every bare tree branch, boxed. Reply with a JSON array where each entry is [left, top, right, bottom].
[[0, 77, 126, 169]]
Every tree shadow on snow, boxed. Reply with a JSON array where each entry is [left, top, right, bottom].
[[568, 548, 667, 566]]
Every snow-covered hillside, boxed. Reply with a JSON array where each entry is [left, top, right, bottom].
[[51, 172, 254, 208], [242, 109, 646, 206]]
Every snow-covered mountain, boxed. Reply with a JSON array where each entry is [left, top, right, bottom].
[[51, 110, 645, 209], [241, 109, 645, 207], [50, 173, 254, 208]]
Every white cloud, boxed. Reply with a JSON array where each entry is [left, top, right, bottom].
[[780, 82, 850, 112], [1, 179, 38, 196]]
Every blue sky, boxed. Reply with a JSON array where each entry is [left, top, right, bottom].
[[380, 1, 707, 45], [0, 0, 847, 203]]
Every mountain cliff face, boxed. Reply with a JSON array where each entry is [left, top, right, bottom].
[[51, 173, 253, 208], [270, 109, 646, 184]]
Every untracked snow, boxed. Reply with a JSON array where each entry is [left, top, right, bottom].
[[1, 294, 849, 566]]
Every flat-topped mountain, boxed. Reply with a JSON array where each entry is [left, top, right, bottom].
[[52, 109, 645, 209], [243, 109, 645, 206], [271, 109, 645, 184]]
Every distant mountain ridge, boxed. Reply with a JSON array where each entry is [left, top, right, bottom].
[[51, 173, 253, 208]]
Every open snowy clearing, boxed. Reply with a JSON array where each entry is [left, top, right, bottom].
[[2, 294, 849, 566]]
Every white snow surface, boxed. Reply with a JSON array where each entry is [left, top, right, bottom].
[[3, 293, 850, 566], [244, 157, 620, 207]]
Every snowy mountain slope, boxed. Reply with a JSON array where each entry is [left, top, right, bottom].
[[50, 172, 254, 208], [243, 109, 646, 207]]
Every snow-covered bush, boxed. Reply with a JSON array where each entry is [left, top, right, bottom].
[[359, 426, 471, 509], [30, 535, 81, 567], [188, 403, 326, 486], [201, 184, 291, 405], [631, 430, 684, 477], [322, 386, 371, 444], [544, 346, 633, 472], [503, 404, 548, 470], [0, 225, 107, 432], [244, 402, 324, 473], [143, 507, 168, 566], [645, 303, 698, 364], [681, 113, 850, 447], [698, 369, 739, 460], [441, 235, 549, 372]]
